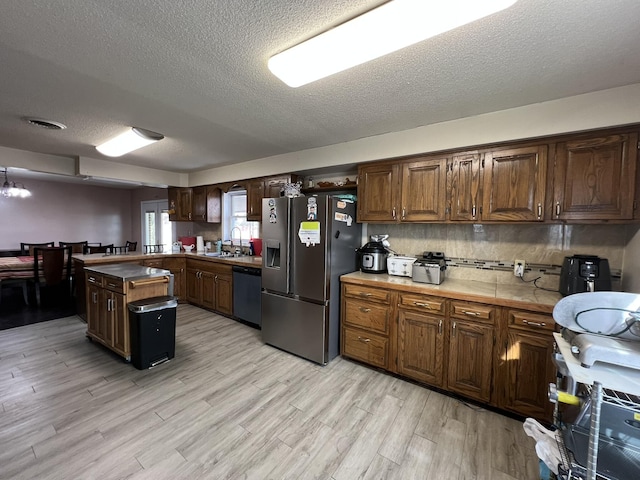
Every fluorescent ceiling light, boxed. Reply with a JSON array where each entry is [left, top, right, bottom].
[[268, 0, 518, 87], [95, 127, 164, 157]]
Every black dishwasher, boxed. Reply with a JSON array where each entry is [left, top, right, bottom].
[[232, 266, 262, 327]]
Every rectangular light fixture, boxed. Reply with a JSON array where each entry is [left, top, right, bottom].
[[95, 127, 164, 157], [268, 0, 518, 87]]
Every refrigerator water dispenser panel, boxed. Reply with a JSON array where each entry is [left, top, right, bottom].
[[265, 240, 281, 269]]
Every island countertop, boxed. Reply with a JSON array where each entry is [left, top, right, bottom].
[[73, 251, 263, 268], [340, 271, 562, 313]]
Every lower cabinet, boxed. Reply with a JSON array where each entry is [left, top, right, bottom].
[[162, 257, 185, 301], [341, 280, 555, 422], [185, 259, 233, 316]]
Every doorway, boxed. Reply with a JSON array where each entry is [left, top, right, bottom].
[[141, 200, 173, 252]]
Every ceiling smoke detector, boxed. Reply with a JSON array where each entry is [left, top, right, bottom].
[[23, 117, 67, 130]]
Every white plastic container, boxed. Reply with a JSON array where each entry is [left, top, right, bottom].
[[386, 256, 417, 277]]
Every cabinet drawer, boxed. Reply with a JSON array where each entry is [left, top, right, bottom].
[[343, 284, 390, 304], [342, 326, 388, 369], [343, 299, 390, 334], [507, 309, 555, 333], [450, 300, 495, 325], [102, 277, 124, 294], [399, 293, 446, 314], [142, 259, 164, 268], [86, 272, 103, 287]]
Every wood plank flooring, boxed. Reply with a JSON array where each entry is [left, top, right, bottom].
[[0, 304, 540, 479]]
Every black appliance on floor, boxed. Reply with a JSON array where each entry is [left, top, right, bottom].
[[128, 295, 177, 369], [232, 265, 262, 327]]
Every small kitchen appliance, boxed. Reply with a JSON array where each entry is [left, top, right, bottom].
[[559, 254, 612, 296], [412, 252, 446, 285], [387, 256, 417, 277], [357, 236, 392, 274]]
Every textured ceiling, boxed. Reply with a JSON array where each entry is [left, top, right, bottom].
[[0, 0, 639, 174]]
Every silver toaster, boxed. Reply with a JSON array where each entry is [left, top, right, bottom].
[[412, 252, 446, 285]]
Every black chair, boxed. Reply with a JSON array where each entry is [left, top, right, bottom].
[[59, 241, 89, 254], [20, 242, 54, 256], [144, 244, 164, 253], [84, 244, 114, 254], [31, 246, 72, 307], [125, 241, 137, 252]]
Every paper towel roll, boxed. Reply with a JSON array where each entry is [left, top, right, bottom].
[[196, 235, 205, 252]]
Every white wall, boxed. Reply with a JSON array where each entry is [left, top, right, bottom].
[[623, 226, 640, 293]]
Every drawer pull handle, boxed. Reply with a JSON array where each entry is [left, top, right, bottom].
[[462, 310, 480, 316], [357, 336, 371, 343], [130, 276, 170, 288], [414, 302, 432, 309], [359, 307, 371, 313], [359, 292, 373, 297], [523, 319, 546, 327]]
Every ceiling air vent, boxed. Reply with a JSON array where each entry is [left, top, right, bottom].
[[23, 117, 67, 130]]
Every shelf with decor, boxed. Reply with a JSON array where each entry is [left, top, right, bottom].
[[301, 183, 357, 194]]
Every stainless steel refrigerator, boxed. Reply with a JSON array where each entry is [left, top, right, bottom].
[[261, 195, 361, 365]]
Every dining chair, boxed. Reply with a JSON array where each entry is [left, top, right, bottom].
[[59, 241, 89, 254], [20, 242, 54, 256], [125, 241, 138, 252], [84, 244, 114, 254], [31, 246, 72, 307], [144, 244, 164, 253]]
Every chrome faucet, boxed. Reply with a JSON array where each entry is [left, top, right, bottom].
[[230, 227, 242, 255]]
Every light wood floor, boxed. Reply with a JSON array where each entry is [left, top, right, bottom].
[[0, 304, 539, 479]]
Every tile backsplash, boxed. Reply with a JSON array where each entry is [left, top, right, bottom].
[[368, 223, 636, 288]]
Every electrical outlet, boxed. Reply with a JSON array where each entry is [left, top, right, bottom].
[[514, 259, 525, 277]]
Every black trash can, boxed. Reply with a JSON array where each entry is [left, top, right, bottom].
[[128, 295, 177, 369]]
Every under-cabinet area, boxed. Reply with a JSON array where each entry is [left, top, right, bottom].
[[340, 272, 560, 422]]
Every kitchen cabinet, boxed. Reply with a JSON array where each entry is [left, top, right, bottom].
[[481, 145, 547, 221], [552, 131, 638, 221], [246, 174, 299, 221], [448, 153, 481, 221], [185, 259, 233, 315], [162, 257, 185, 301], [357, 162, 399, 222], [193, 185, 222, 223], [498, 309, 556, 420], [400, 157, 447, 221], [85, 266, 171, 360], [167, 187, 194, 221], [397, 293, 446, 387], [341, 283, 393, 369], [447, 300, 496, 402]]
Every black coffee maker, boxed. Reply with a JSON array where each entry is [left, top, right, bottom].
[[559, 255, 611, 296]]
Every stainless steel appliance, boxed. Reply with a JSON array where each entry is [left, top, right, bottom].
[[232, 265, 261, 327], [357, 240, 390, 273], [261, 195, 361, 364], [412, 251, 446, 285], [559, 255, 612, 296]]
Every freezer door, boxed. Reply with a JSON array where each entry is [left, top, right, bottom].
[[291, 195, 329, 302], [261, 291, 328, 365], [262, 196, 291, 294]]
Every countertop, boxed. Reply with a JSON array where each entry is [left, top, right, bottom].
[[73, 251, 263, 268], [340, 271, 562, 313], [84, 263, 171, 280]]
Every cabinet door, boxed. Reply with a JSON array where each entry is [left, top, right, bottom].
[[449, 153, 481, 221], [482, 145, 547, 221], [101, 290, 115, 346], [553, 132, 638, 220], [111, 292, 128, 355], [397, 309, 445, 387], [168, 187, 179, 222], [357, 163, 399, 222], [447, 320, 494, 402], [400, 157, 447, 221], [192, 186, 207, 222], [201, 271, 216, 310], [86, 283, 100, 336], [185, 268, 201, 305], [215, 273, 233, 316], [342, 326, 389, 369], [502, 329, 555, 421], [177, 188, 193, 221], [206, 186, 222, 223], [163, 258, 185, 301], [246, 179, 264, 222]]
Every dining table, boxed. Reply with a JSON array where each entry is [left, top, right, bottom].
[[0, 256, 36, 282]]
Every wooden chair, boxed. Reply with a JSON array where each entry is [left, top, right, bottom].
[[59, 241, 89, 254], [144, 244, 164, 253], [84, 244, 114, 254], [31, 246, 72, 307], [20, 242, 54, 256]]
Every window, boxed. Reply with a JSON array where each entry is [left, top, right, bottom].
[[141, 200, 174, 252], [223, 190, 259, 244]]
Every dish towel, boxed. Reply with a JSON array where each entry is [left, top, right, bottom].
[[523, 418, 562, 475]]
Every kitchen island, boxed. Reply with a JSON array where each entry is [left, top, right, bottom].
[[340, 272, 562, 422], [73, 252, 262, 319]]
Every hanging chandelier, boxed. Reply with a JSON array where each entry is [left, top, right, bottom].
[[1, 168, 31, 198]]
